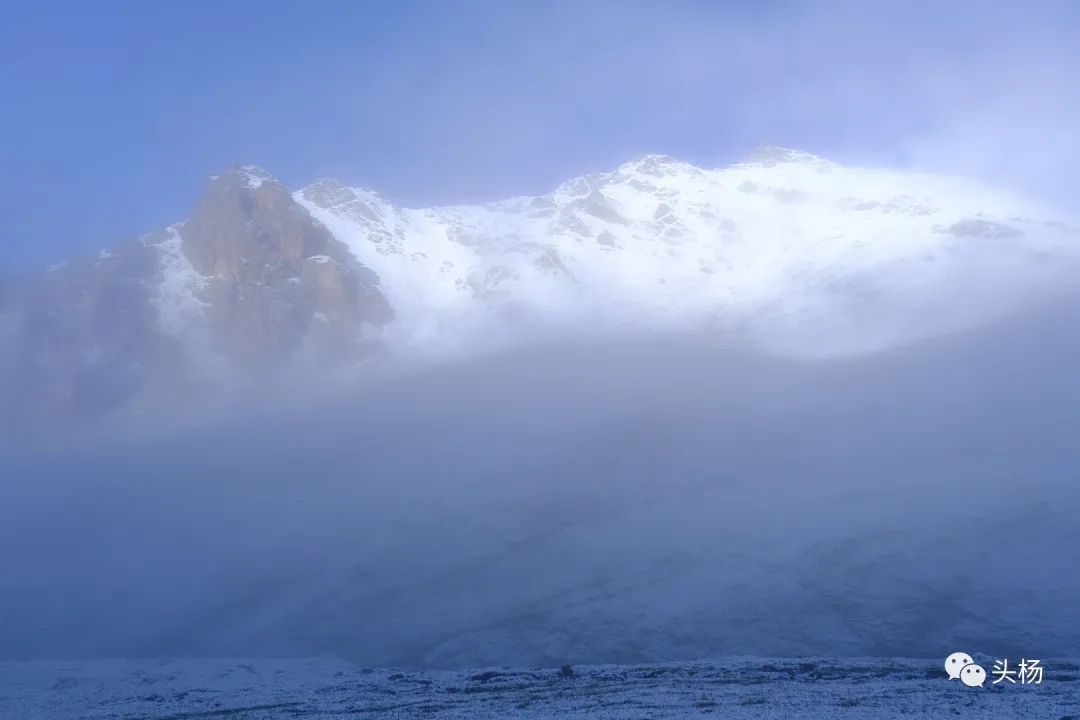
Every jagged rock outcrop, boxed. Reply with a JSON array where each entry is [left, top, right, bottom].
[[179, 166, 391, 359]]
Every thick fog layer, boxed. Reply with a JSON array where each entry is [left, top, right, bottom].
[[2, 301, 1079, 668]]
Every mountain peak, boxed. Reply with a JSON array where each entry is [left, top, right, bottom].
[[740, 146, 833, 169], [617, 153, 692, 177], [236, 164, 276, 190], [297, 178, 388, 213], [207, 165, 281, 192]]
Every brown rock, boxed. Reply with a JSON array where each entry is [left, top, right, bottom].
[[180, 166, 391, 360]]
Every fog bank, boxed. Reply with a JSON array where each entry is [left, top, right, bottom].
[[2, 305, 1079, 667]]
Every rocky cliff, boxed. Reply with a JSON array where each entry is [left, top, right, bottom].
[[180, 166, 390, 359]]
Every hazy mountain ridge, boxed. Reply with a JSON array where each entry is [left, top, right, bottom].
[[0, 168, 393, 428], [2, 148, 1079, 428]]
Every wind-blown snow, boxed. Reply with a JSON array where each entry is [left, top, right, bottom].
[[296, 148, 1080, 357], [239, 164, 273, 190], [151, 224, 210, 339]]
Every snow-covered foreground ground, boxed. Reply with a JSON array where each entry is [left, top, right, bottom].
[[3, 656, 1077, 719]]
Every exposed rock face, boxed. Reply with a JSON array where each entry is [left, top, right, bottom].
[[180, 166, 390, 359], [0, 166, 392, 431]]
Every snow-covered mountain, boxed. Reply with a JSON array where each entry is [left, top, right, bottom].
[[5, 162, 1080, 665], [296, 146, 1080, 356], [3, 147, 1079, 427]]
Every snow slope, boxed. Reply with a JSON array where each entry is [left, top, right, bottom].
[[148, 224, 211, 341], [296, 147, 1080, 357]]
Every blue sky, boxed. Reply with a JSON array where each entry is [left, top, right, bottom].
[[1, 0, 1078, 270]]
